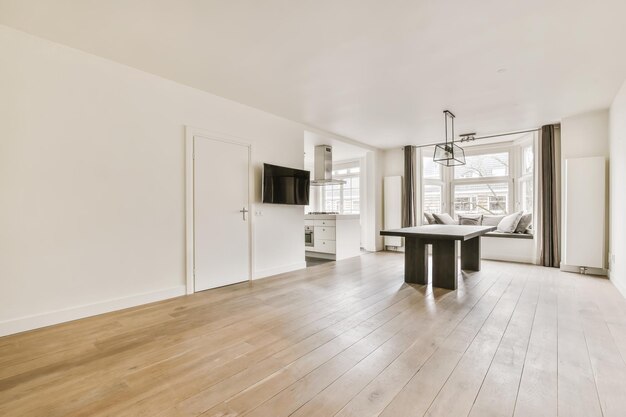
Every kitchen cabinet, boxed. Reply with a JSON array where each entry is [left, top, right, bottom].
[[305, 214, 360, 260]]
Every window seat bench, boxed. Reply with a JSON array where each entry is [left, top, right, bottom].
[[481, 232, 535, 263]]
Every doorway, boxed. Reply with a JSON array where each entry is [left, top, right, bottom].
[[187, 130, 251, 292]]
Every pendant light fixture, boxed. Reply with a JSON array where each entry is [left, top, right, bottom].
[[433, 110, 466, 166]]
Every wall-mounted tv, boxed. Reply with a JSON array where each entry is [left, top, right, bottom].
[[262, 163, 310, 205]]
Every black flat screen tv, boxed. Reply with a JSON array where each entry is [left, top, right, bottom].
[[262, 163, 310, 205]]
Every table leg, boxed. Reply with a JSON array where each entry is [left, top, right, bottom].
[[461, 236, 481, 271], [432, 240, 458, 290], [404, 237, 428, 285]]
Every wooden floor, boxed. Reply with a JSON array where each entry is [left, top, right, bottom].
[[2, 252, 626, 417]]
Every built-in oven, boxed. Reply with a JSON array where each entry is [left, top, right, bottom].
[[305, 225, 314, 247]]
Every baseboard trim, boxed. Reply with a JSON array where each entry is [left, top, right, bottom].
[[482, 256, 536, 265], [560, 263, 608, 276], [0, 285, 186, 337], [305, 251, 336, 260], [254, 262, 306, 279], [482, 256, 536, 264]]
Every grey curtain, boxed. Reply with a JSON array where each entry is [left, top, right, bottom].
[[539, 124, 561, 267], [402, 146, 417, 227]]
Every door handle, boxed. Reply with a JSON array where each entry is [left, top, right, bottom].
[[239, 207, 249, 221]]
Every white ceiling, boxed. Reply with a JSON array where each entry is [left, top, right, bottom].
[[2, 0, 625, 149], [304, 131, 369, 166]]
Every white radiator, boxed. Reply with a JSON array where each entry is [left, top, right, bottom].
[[562, 157, 606, 270], [383, 176, 403, 247]]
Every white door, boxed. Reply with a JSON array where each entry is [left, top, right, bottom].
[[194, 136, 250, 291]]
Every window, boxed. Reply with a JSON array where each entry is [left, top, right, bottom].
[[518, 143, 534, 213], [452, 151, 511, 216], [423, 157, 442, 180], [321, 162, 360, 214], [519, 179, 533, 212], [340, 175, 360, 214], [423, 184, 443, 214], [522, 145, 533, 175], [453, 183, 509, 215], [454, 196, 476, 213], [323, 184, 342, 213], [489, 195, 507, 212], [454, 152, 509, 179], [422, 156, 444, 217], [421, 138, 535, 222]]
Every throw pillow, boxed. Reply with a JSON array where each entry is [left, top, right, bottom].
[[424, 212, 436, 225], [482, 214, 505, 226], [515, 212, 533, 233], [458, 214, 483, 225], [497, 211, 524, 233], [432, 213, 456, 225]]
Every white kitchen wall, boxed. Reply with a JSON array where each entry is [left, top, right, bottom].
[[609, 80, 626, 296], [0, 25, 310, 335]]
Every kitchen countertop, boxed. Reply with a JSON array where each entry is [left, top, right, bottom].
[[304, 214, 360, 220]]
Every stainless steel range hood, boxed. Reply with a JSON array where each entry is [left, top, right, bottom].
[[311, 145, 346, 186]]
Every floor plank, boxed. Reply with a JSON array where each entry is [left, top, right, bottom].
[[513, 266, 558, 417], [574, 273, 626, 417], [468, 264, 540, 417], [1, 253, 626, 417], [243, 268, 497, 417], [376, 266, 518, 417], [555, 271, 603, 417]]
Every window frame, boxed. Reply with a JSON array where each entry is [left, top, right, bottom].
[[422, 154, 447, 216], [420, 137, 535, 224], [450, 144, 514, 217], [516, 139, 534, 212], [321, 160, 361, 214]]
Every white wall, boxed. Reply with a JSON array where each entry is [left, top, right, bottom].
[[382, 147, 406, 250], [383, 147, 404, 177], [609, 80, 626, 296], [361, 150, 385, 252], [381, 147, 420, 252], [562, 110, 610, 159], [0, 25, 311, 335], [561, 109, 610, 271]]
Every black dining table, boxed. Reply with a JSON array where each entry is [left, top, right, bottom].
[[380, 225, 496, 290]]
